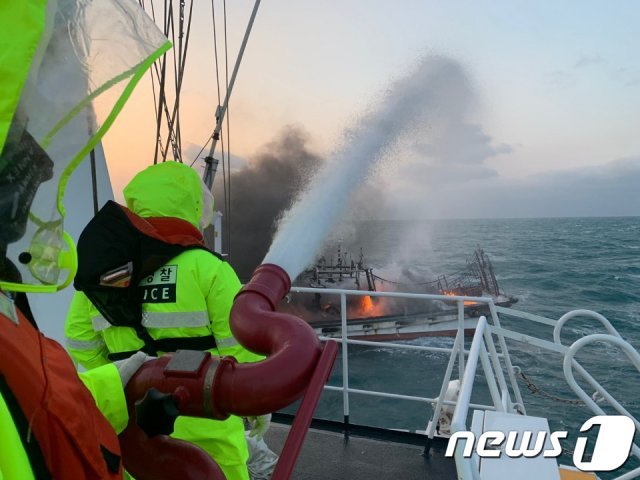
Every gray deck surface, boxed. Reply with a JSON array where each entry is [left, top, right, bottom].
[[265, 423, 457, 480]]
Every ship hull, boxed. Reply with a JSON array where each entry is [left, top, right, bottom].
[[301, 297, 517, 341], [308, 310, 484, 341]]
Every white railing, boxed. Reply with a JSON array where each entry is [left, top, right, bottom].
[[563, 333, 640, 480], [289, 286, 523, 438], [449, 307, 640, 480], [287, 287, 640, 479], [451, 316, 489, 480]]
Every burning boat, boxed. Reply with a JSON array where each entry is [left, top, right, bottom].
[[280, 247, 517, 340]]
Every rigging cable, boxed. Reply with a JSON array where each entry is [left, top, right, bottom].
[[175, 0, 185, 159], [157, 18, 179, 162], [203, 0, 261, 165], [206, 0, 231, 255], [178, 0, 194, 159], [151, 0, 169, 164], [223, 0, 232, 260], [151, 0, 179, 163], [172, 0, 194, 160], [151, 0, 181, 163], [168, 0, 178, 161], [193, 0, 261, 256], [210, 0, 228, 251], [161, 0, 181, 162], [163, 0, 194, 163], [189, 135, 213, 167], [141, 0, 167, 162]]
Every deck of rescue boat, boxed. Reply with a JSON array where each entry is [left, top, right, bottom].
[[267, 414, 456, 479]]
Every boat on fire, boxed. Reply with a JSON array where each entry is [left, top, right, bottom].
[[280, 247, 517, 340], [17, 1, 640, 479]]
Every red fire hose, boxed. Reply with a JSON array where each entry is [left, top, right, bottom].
[[120, 263, 336, 479]]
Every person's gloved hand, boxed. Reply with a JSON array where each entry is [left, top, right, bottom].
[[246, 414, 272, 440], [114, 351, 153, 387]]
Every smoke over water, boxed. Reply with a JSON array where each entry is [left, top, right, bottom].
[[264, 56, 464, 280], [213, 128, 322, 281]]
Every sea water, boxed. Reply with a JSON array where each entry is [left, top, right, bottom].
[[294, 216, 640, 477]]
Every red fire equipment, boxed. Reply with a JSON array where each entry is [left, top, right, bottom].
[[119, 263, 338, 479]]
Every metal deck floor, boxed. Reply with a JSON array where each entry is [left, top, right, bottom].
[[264, 422, 457, 480]]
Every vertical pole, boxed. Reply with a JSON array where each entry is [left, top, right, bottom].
[[458, 299, 465, 379], [341, 293, 350, 439], [488, 301, 525, 413], [89, 150, 99, 215]]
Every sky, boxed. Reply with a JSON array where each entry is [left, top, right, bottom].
[[100, 0, 640, 219]]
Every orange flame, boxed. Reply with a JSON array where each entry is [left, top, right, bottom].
[[351, 295, 386, 318], [442, 290, 477, 306], [361, 295, 374, 311]]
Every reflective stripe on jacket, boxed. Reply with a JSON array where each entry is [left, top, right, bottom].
[[66, 161, 262, 479], [66, 248, 262, 364], [65, 249, 260, 479]]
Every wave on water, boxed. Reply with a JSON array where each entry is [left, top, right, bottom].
[[310, 216, 640, 479]]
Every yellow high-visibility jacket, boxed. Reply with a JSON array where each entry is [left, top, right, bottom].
[[66, 162, 263, 480]]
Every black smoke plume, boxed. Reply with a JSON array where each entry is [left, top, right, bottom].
[[213, 126, 323, 281]]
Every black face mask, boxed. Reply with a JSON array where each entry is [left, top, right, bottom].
[[0, 124, 54, 247]]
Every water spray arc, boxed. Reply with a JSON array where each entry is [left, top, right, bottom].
[[264, 56, 457, 280], [119, 56, 459, 480]]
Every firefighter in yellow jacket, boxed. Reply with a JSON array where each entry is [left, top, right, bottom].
[[65, 161, 267, 480]]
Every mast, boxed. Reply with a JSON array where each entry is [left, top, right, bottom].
[[475, 248, 491, 294], [202, 0, 262, 189]]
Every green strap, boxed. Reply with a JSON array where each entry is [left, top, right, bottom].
[[56, 40, 172, 218], [0, 40, 172, 294]]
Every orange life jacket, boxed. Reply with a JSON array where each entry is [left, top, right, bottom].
[[0, 298, 123, 479]]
